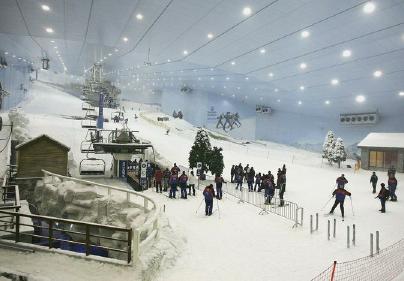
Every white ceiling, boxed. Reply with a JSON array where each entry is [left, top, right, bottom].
[[0, 0, 404, 117]]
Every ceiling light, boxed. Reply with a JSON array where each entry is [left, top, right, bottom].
[[331, 79, 339, 85], [54, 46, 58, 49], [373, 70, 383, 78], [108, 53, 112, 56], [207, 33, 214, 39], [50, 40, 55, 43], [183, 50, 188, 55], [274, 88, 279, 92], [260, 48, 266, 54], [300, 86, 305, 91], [399, 91, 404, 96], [301, 30, 310, 38], [210, 77, 214, 80], [268, 72, 274, 78], [298, 101, 302, 105], [41, 4, 50, 11], [226, 77, 230, 80], [123, 37, 129, 42], [277, 99, 281, 102], [136, 13, 143, 20], [114, 48, 119, 52], [45, 27, 54, 33], [242, 7, 252, 16], [363, 2, 376, 14], [300, 63, 307, 69], [342, 49, 352, 58], [231, 61, 236, 65], [325, 100, 330, 105], [245, 77, 249, 80], [167, 59, 171, 62], [356, 95, 366, 103], [4, 52, 8, 55], [12, 55, 16, 58]]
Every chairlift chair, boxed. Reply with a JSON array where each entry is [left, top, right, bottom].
[[85, 109, 98, 120], [82, 102, 94, 111], [81, 119, 96, 129], [80, 141, 95, 153], [79, 158, 105, 176]]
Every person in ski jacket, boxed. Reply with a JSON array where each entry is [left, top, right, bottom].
[[247, 168, 255, 192], [179, 171, 189, 199], [329, 187, 351, 218], [388, 176, 398, 201], [203, 184, 215, 216], [370, 172, 378, 194], [188, 170, 197, 196], [215, 174, 226, 200], [163, 168, 171, 191], [263, 176, 275, 205], [276, 168, 282, 187], [254, 173, 261, 191], [376, 183, 389, 213], [336, 174, 348, 188], [154, 167, 163, 193], [235, 173, 243, 190], [169, 173, 178, 199], [388, 166, 396, 178], [146, 164, 154, 188], [171, 163, 180, 175], [231, 165, 236, 183], [278, 173, 287, 207], [282, 164, 287, 175]]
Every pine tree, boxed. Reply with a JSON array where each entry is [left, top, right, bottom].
[[332, 137, 347, 168], [189, 129, 212, 172], [322, 130, 336, 165], [208, 146, 224, 176]]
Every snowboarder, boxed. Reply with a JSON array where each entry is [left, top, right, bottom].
[[154, 167, 163, 193], [376, 183, 389, 213], [247, 167, 255, 192], [336, 174, 348, 189], [370, 172, 378, 194], [203, 184, 215, 216], [329, 187, 351, 219], [179, 171, 189, 199], [169, 173, 178, 199], [215, 174, 225, 200], [188, 170, 197, 196], [388, 175, 398, 201], [254, 173, 261, 191]]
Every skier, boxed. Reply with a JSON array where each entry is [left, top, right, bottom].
[[282, 164, 287, 175], [230, 165, 235, 183], [388, 166, 396, 178], [329, 186, 352, 219], [370, 172, 378, 194], [235, 172, 243, 190], [388, 174, 398, 202], [179, 171, 189, 199], [244, 164, 250, 182], [278, 173, 287, 207], [263, 175, 275, 205], [154, 167, 163, 193], [215, 174, 226, 200], [171, 163, 180, 175], [188, 170, 197, 196], [169, 173, 178, 199], [247, 167, 255, 192], [163, 168, 170, 192], [276, 168, 282, 187], [336, 174, 348, 189], [203, 184, 215, 216], [254, 172, 261, 191], [376, 183, 389, 213]]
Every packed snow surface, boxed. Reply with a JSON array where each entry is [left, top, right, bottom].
[[0, 81, 403, 281]]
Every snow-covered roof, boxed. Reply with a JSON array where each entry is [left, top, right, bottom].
[[16, 134, 70, 151], [357, 133, 404, 149]]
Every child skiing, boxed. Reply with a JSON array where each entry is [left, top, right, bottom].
[[329, 186, 351, 220], [203, 184, 215, 216]]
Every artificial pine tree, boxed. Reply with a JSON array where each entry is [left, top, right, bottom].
[[332, 137, 347, 168], [208, 146, 224, 176], [322, 130, 336, 165], [189, 129, 212, 172]]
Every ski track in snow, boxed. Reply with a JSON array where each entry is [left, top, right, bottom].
[[1, 81, 403, 281]]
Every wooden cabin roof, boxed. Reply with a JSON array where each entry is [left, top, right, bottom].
[[15, 134, 70, 151]]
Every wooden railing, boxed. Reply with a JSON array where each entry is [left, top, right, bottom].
[[41, 170, 160, 262]]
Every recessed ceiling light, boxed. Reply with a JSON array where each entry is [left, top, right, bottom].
[[298, 101, 302, 105], [300, 63, 307, 69], [342, 49, 352, 58], [54, 46, 58, 49], [274, 88, 279, 92], [325, 100, 330, 105], [114, 48, 119, 52], [277, 99, 281, 102], [207, 33, 214, 39], [300, 85, 305, 91], [245, 77, 249, 80], [167, 59, 171, 62], [226, 77, 230, 80], [4, 52, 8, 55], [45, 27, 54, 33], [41, 4, 50, 11], [136, 13, 143, 20], [108, 53, 112, 56], [210, 77, 214, 80], [231, 61, 236, 65], [268, 72, 274, 77], [123, 37, 129, 42], [260, 48, 266, 54], [356, 95, 366, 103], [301, 30, 310, 38], [50, 40, 55, 43], [363, 2, 376, 14], [183, 50, 188, 55], [242, 6, 252, 16], [331, 79, 339, 85], [373, 70, 383, 78], [399, 91, 404, 96]]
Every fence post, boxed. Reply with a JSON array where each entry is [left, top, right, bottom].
[[331, 261, 337, 281], [328, 220, 330, 240], [127, 229, 132, 264], [301, 208, 304, 226], [347, 226, 350, 248], [15, 213, 20, 243], [315, 213, 319, 231], [370, 233, 374, 257], [333, 218, 336, 238], [48, 220, 53, 249], [85, 225, 90, 256], [352, 224, 356, 246], [376, 231, 380, 254], [310, 215, 313, 234], [163, 204, 166, 213]]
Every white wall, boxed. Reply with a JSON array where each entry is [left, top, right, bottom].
[[0, 65, 31, 111]]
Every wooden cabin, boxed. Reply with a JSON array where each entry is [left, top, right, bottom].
[[15, 135, 70, 177]]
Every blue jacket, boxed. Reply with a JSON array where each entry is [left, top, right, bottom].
[[333, 188, 351, 201]]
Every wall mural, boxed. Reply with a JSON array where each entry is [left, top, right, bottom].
[[216, 112, 241, 132]]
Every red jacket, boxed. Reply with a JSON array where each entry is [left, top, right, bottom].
[[154, 170, 163, 182]]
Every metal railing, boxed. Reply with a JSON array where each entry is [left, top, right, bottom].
[[0, 209, 132, 263], [41, 170, 160, 262], [1, 185, 20, 211]]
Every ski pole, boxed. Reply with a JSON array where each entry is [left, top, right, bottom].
[[195, 198, 204, 214], [349, 196, 355, 216], [321, 196, 334, 211]]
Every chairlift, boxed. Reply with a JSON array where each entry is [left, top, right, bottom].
[[85, 109, 98, 120], [82, 102, 94, 111], [80, 141, 94, 153], [79, 158, 105, 176], [81, 119, 96, 129], [111, 111, 124, 123]]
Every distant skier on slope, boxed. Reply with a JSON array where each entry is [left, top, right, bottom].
[[336, 174, 348, 188], [370, 172, 378, 194], [329, 186, 351, 219], [203, 184, 215, 216]]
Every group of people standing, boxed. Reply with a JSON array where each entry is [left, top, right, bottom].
[[371, 167, 398, 213]]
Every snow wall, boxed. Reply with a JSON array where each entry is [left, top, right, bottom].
[[0, 65, 32, 111]]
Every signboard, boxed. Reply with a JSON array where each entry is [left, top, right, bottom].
[[207, 106, 217, 122], [140, 162, 147, 179], [118, 160, 128, 178], [256, 105, 272, 114], [196, 162, 202, 176]]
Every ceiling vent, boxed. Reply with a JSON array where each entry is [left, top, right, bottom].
[[339, 112, 379, 125]]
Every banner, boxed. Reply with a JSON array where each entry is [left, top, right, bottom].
[[118, 160, 128, 178]]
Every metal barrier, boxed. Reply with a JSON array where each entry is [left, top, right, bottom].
[[0, 209, 132, 263], [0, 185, 20, 211]]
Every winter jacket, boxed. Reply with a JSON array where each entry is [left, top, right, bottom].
[[215, 176, 225, 188], [169, 174, 178, 185], [203, 186, 215, 200], [163, 169, 171, 179], [154, 170, 163, 182], [146, 166, 154, 177], [388, 177, 397, 188], [333, 188, 351, 201], [370, 175, 378, 184], [377, 188, 389, 200], [179, 174, 188, 184], [188, 174, 197, 185], [171, 166, 180, 175], [336, 177, 348, 188]]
